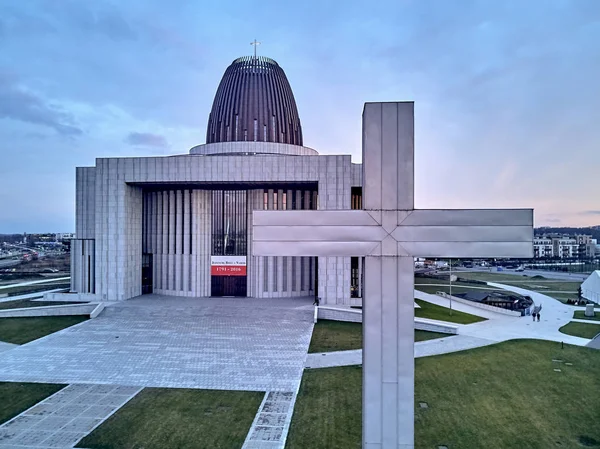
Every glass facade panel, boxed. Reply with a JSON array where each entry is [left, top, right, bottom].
[[211, 190, 248, 256]]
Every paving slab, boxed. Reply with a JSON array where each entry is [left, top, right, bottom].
[[0, 383, 141, 449], [0, 296, 314, 392]]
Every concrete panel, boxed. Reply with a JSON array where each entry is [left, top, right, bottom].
[[253, 210, 378, 227], [399, 241, 534, 258], [402, 209, 534, 226], [362, 103, 383, 210], [363, 255, 382, 447], [254, 241, 379, 257], [254, 225, 387, 242], [392, 225, 533, 242]]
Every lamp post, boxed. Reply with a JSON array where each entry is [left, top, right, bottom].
[[449, 258, 453, 315]]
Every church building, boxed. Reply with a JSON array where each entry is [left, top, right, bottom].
[[69, 55, 365, 304]]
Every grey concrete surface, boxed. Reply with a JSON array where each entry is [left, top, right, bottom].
[[242, 391, 297, 449], [0, 295, 314, 392], [0, 384, 141, 449], [0, 342, 17, 354]]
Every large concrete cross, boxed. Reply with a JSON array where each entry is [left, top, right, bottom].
[[252, 102, 533, 449]]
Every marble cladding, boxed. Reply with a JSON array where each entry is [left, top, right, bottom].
[[73, 153, 360, 304]]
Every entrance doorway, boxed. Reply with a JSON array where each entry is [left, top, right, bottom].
[[141, 254, 153, 294], [211, 276, 247, 297]]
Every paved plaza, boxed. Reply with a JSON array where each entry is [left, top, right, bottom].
[[0, 295, 315, 392]]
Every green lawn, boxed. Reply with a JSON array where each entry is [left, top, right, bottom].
[[0, 316, 88, 344], [453, 272, 585, 306], [415, 298, 486, 324], [415, 278, 499, 297], [559, 321, 600, 339], [0, 382, 65, 425], [78, 388, 263, 449], [287, 340, 600, 449], [308, 320, 448, 353], [0, 299, 85, 310], [573, 310, 600, 321]]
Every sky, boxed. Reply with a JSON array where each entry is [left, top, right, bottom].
[[0, 0, 599, 233]]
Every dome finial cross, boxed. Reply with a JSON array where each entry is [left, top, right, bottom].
[[250, 39, 261, 58]]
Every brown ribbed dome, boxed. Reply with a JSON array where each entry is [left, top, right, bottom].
[[206, 56, 303, 146]]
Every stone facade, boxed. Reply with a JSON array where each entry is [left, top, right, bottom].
[[70, 142, 363, 304]]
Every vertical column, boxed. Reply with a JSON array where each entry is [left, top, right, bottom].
[[362, 102, 415, 449], [162, 191, 168, 292], [168, 190, 176, 291], [276, 189, 283, 294], [295, 190, 302, 294], [191, 190, 198, 296], [183, 189, 190, 294], [286, 189, 293, 295], [175, 190, 182, 293]]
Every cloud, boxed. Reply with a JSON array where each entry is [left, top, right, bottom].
[[125, 132, 168, 148], [580, 210, 600, 215], [0, 71, 81, 135], [545, 218, 562, 223]]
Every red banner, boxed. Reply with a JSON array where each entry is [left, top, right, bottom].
[[211, 265, 247, 276]]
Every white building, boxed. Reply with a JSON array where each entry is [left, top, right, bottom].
[[533, 237, 553, 258], [66, 55, 366, 305], [552, 237, 579, 259], [581, 270, 600, 303]]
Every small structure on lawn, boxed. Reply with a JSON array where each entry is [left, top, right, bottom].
[[454, 291, 533, 314]]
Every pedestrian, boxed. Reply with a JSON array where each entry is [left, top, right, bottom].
[[313, 296, 320, 306], [537, 311, 541, 322], [532, 311, 536, 322]]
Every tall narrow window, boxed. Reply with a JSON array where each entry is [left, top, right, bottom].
[[282, 192, 287, 210], [291, 258, 297, 291], [235, 116, 239, 140], [253, 119, 258, 142], [263, 191, 268, 210], [263, 125, 267, 141], [282, 257, 287, 292], [273, 191, 278, 210], [264, 258, 269, 292], [273, 257, 278, 292]]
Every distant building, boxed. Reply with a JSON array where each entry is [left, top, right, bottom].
[[532, 233, 597, 259], [55, 233, 75, 242], [533, 237, 553, 258]]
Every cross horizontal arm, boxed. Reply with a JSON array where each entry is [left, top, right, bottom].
[[252, 210, 382, 256], [393, 208, 534, 258]]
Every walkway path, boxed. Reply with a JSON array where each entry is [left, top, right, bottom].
[[0, 277, 70, 291], [0, 341, 17, 354], [306, 335, 499, 369], [0, 384, 141, 448], [0, 289, 67, 303], [308, 283, 593, 369]]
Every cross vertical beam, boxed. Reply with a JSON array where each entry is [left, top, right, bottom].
[[363, 102, 415, 449]]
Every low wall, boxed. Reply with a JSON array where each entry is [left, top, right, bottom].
[[0, 302, 100, 318], [43, 292, 98, 302], [317, 306, 362, 323], [436, 291, 522, 317], [415, 318, 458, 334], [317, 306, 458, 334]]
